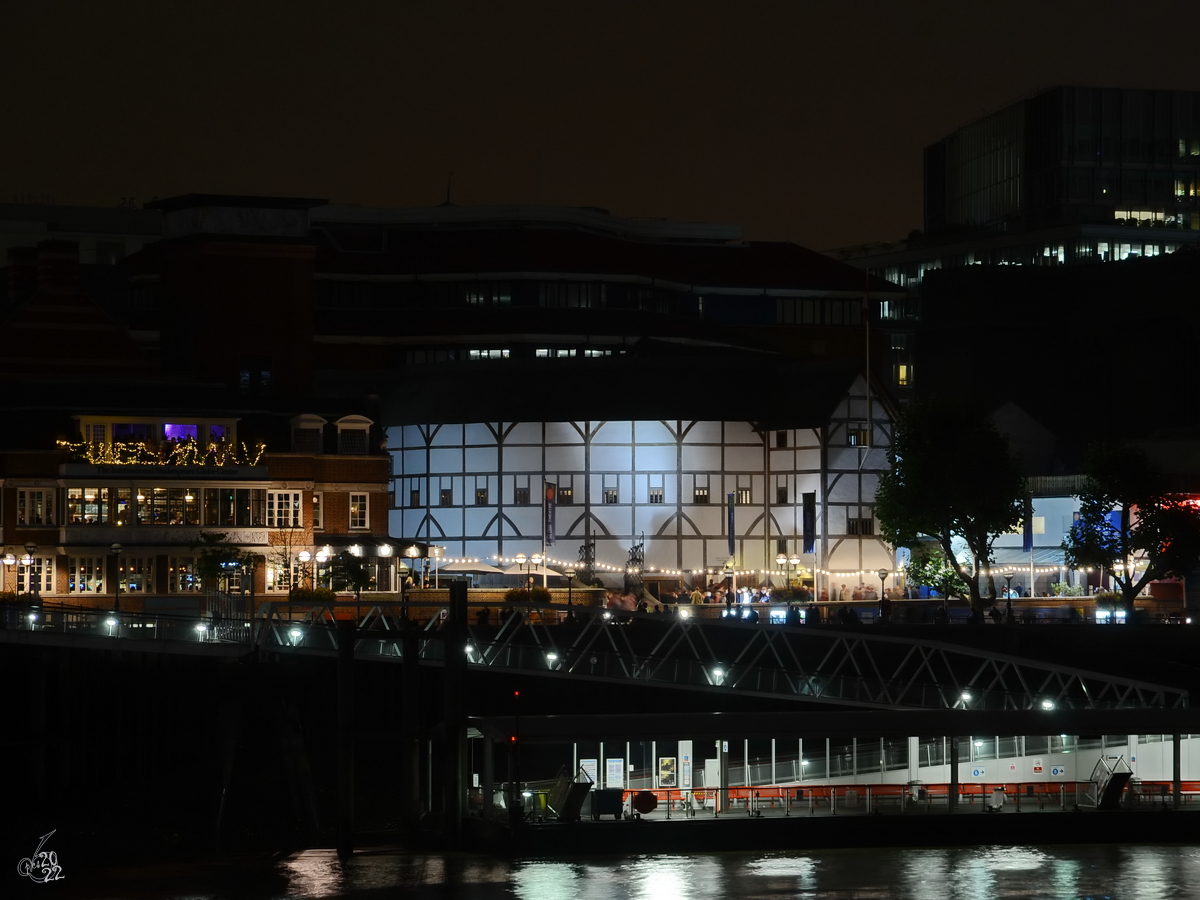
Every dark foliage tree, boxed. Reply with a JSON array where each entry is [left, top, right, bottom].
[[875, 397, 1025, 610], [190, 532, 254, 591], [1063, 442, 1200, 608]]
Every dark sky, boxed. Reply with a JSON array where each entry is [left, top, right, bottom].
[[6, 0, 1198, 250]]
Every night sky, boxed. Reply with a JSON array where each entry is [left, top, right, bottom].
[[6, 0, 1197, 250]]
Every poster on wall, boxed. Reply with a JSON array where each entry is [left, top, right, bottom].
[[659, 757, 677, 787], [1032, 758, 1043, 775], [580, 758, 598, 786], [606, 758, 625, 789]]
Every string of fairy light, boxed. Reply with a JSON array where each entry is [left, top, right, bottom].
[[57, 438, 266, 467]]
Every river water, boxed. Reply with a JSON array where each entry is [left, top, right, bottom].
[[41, 844, 1200, 899]]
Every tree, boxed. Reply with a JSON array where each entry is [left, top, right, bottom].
[[903, 544, 969, 601], [190, 532, 254, 592], [875, 397, 1025, 610], [1063, 442, 1200, 609]]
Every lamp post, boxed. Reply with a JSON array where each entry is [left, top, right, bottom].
[[396, 561, 411, 621], [404, 544, 421, 589], [23, 542, 39, 600], [514, 552, 543, 590], [110, 542, 122, 613], [1003, 572, 1015, 600]]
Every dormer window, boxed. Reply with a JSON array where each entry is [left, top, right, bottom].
[[335, 415, 373, 456], [291, 414, 327, 454]]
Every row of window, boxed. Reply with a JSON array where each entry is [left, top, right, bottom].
[[18, 488, 368, 530], [6, 555, 396, 594], [405, 483, 871, 529]]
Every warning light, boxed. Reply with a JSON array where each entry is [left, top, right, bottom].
[[510, 735, 517, 742]]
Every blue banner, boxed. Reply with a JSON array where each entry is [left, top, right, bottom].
[[727, 493, 735, 558], [1022, 493, 1033, 553], [802, 492, 816, 554], [544, 482, 556, 546]]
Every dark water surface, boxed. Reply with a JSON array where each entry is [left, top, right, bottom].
[[21, 844, 1200, 899]]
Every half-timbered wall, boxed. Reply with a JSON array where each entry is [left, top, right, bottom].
[[386, 377, 893, 592]]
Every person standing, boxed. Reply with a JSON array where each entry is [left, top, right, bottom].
[[839, 584, 849, 602]]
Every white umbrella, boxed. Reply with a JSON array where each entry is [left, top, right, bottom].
[[437, 559, 505, 575], [500, 561, 561, 577]]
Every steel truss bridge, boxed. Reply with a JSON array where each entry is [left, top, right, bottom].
[[254, 600, 1188, 711]]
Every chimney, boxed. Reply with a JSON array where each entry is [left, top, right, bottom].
[[36, 239, 81, 295], [6, 246, 38, 302]]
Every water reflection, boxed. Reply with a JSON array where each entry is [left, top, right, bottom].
[[262, 844, 1200, 899]]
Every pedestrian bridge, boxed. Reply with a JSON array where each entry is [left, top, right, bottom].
[[4, 598, 1186, 712]]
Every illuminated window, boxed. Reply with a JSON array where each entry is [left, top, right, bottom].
[[558, 487, 573, 505], [475, 487, 489, 505], [604, 488, 619, 504], [67, 487, 109, 525], [694, 487, 710, 504], [349, 493, 369, 529], [847, 426, 869, 446], [68, 557, 105, 593], [737, 488, 751, 505], [313, 493, 323, 529], [515, 487, 530, 505], [467, 349, 510, 360], [896, 364, 911, 386], [649, 488, 664, 504], [19, 555, 55, 593]]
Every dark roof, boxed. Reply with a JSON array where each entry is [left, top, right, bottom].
[[314, 225, 901, 295], [382, 354, 861, 428], [145, 194, 328, 213]]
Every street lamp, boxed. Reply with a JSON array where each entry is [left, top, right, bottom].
[[23, 542, 39, 598], [877, 568, 888, 598], [404, 544, 421, 588], [110, 543, 122, 613], [1003, 572, 1015, 600], [514, 552, 543, 589]]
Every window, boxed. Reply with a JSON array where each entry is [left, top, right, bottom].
[[202, 488, 266, 527], [848, 517, 875, 536], [475, 487, 489, 505], [649, 488, 664, 504], [121, 557, 154, 592], [166, 488, 200, 525], [515, 487, 530, 505], [694, 487, 710, 504], [335, 415, 373, 455], [891, 334, 907, 350], [558, 487, 573, 505], [312, 493, 323, 529], [409, 488, 420, 508], [68, 487, 109, 524], [776, 486, 788, 505], [777, 539, 788, 555], [604, 488, 619, 504], [847, 426, 869, 446], [349, 493, 369, 529], [291, 414, 327, 453], [239, 355, 272, 394], [18, 489, 53, 525], [736, 488, 751, 505], [439, 488, 453, 507], [267, 491, 302, 528], [775, 430, 787, 448], [68, 557, 105, 593], [19, 555, 55, 594], [896, 364, 911, 387], [169, 557, 199, 592], [467, 349, 510, 361]]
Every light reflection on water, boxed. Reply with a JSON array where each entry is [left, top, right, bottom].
[[267, 845, 1200, 900]]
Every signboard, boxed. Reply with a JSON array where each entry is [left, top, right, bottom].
[[1051, 765, 1068, 778], [580, 758, 598, 786], [659, 757, 677, 788], [606, 757, 625, 789], [971, 767, 986, 779], [1032, 758, 1043, 774], [727, 493, 736, 557], [682, 760, 691, 789]]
